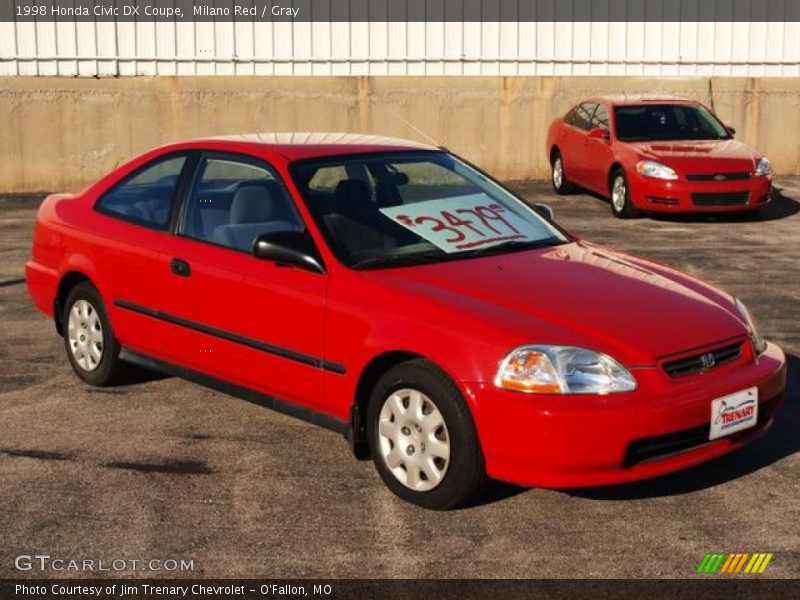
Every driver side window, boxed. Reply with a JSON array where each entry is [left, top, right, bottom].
[[182, 157, 304, 253]]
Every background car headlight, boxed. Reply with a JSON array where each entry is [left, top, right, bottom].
[[636, 160, 678, 180], [494, 345, 637, 395], [735, 298, 767, 355], [754, 157, 771, 177]]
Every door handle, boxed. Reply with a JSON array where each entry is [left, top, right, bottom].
[[170, 258, 191, 277]]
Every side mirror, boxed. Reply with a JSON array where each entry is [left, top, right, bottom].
[[253, 230, 325, 274], [588, 127, 610, 141], [726, 125, 736, 136], [533, 203, 554, 222]]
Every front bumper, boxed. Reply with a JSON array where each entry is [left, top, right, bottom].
[[628, 173, 771, 213], [466, 342, 786, 489]]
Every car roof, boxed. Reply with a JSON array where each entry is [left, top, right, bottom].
[[587, 95, 701, 106], [174, 132, 439, 160]]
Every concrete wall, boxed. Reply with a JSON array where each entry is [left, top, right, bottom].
[[1, 76, 799, 193]]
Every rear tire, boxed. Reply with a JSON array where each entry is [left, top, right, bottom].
[[367, 359, 486, 510], [63, 282, 123, 386], [610, 169, 640, 219], [551, 151, 575, 195]]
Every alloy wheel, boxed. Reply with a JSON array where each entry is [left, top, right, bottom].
[[612, 175, 627, 213], [553, 158, 564, 189]]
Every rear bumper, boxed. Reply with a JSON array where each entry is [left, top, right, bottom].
[[628, 173, 771, 213], [467, 342, 786, 488], [25, 259, 59, 319]]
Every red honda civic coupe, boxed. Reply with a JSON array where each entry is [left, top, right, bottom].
[[546, 96, 772, 218], [27, 133, 785, 509]]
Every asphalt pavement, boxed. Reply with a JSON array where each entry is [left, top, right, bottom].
[[1, 181, 798, 578]]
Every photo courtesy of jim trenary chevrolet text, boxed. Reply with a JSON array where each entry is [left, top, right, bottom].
[[0, 1, 798, 599]]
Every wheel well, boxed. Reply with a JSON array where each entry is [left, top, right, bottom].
[[349, 350, 422, 459], [550, 145, 560, 164], [54, 271, 92, 335]]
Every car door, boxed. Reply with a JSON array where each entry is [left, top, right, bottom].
[[92, 152, 198, 358], [582, 102, 615, 194], [559, 102, 597, 185], [155, 152, 328, 412]]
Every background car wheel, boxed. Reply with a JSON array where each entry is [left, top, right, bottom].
[[63, 282, 123, 386], [551, 151, 575, 195], [610, 169, 639, 219], [367, 359, 486, 510]]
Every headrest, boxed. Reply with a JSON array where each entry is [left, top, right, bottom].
[[230, 185, 274, 224], [335, 179, 372, 208], [375, 181, 403, 207]]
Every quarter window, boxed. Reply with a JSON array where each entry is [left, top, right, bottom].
[[95, 155, 186, 229], [182, 157, 304, 252], [591, 104, 610, 131], [566, 103, 596, 131]]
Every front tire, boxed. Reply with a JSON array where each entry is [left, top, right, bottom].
[[610, 169, 639, 219], [63, 282, 123, 386], [367, 359, 486, 510], [551, 151, 575, 195]]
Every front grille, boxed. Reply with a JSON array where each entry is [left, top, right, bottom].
[[686, 172, 751, 182], [624, 423, 709, 467], [624, 396, 780, 468], [662, 342, 742, 378], [691, 192, 750, 206]]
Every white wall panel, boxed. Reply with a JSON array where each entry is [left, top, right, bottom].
[[785, 22, 800, 77], [1, 9, 799, 77]]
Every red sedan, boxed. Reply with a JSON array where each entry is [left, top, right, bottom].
[[26, 134, 785, 509], [546, 96, 772, 217]]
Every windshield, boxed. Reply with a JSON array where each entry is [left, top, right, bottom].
[[290, 151, 569, 269], [614, 104, 731, 142]]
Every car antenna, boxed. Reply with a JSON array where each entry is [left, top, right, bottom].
[[393, 114, 448, 151]]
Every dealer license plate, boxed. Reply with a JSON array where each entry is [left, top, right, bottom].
[[709, 387, 758, 440]]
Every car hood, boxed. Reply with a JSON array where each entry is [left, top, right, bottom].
[[625, 139, 760, 173], [369, 242, 747, 366]]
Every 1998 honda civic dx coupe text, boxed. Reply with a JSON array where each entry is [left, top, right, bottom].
[[546, 96, 773, 218], [26, 133, 786, 509]]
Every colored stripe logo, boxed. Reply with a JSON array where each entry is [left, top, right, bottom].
[[696, 552, 773, 574]]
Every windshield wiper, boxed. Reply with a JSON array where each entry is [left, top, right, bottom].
[[621, 135, 728, 142], [351, 250, 448, 270], [351, 238, 567, 270], [457, 237, 567, 258]]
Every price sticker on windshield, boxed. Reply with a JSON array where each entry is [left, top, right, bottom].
[[380, 194, 546, 253]]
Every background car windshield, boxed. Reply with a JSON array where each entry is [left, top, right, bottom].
[[291, 152, 567, 268], [614, 104, 731, 142]]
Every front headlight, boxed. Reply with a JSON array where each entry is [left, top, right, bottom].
[[754, 157, 771, 177], [494, 345, 637, 395], [735, 299, 767, 355], [636, 160, 678, 180]]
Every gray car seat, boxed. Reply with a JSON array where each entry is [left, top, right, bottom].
[[212, 184, 300, 252]]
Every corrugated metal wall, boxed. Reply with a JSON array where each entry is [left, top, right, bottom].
[[1, 18, 799, 77]]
